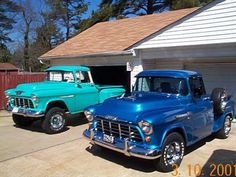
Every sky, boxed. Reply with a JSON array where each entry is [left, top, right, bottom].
[[8, 0, 101, 51]]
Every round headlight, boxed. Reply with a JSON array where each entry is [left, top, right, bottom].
[[138, 121, 153, 135], [31, 94, 38, 103], [84, 110, 94, 121], [5, 92, 9, 99]]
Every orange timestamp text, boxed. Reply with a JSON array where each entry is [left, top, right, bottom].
[[171, 163, 236, 176]]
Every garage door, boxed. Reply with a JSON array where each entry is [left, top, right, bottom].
[[185, 63, 236, 100], [90, 66, 130, 92], [143, 60, 183, 70]]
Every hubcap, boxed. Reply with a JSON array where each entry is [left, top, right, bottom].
[[224, 117, 231, 135], [166, 142, 182, 165], [50, 113, 64, 130]]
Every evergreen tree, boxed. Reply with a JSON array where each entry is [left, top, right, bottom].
[[46, 0, 88, 40], [0, 0, 19, 46], [77, 0, 214, 33]]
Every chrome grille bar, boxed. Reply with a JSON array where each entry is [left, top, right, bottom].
[[13, 98, 34, 108], [96, 117, 143, 142]]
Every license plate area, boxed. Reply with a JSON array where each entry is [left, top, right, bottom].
[[103, 134, 115, 144]]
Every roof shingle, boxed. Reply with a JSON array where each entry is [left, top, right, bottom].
[[40, 7, 198, 60], [0, 63, 18, 71]]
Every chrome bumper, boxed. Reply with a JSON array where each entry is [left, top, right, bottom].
[[83, 129, 161, 160], [8, 105, 44, 118]]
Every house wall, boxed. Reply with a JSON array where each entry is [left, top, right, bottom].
[[136, 0, 236, 49]]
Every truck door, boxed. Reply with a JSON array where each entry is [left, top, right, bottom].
[[188, 77, 214, 142], [74, 71, 99, 112]]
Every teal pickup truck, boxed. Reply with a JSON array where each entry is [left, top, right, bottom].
[[5, 66, 125, 134]]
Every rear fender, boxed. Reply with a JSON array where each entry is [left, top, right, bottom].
[[99, 88, 125, 103]]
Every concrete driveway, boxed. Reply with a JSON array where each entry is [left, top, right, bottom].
[[0, 111, 235, 177]]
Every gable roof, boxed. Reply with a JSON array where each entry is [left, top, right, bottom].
[[0, 63, 18, 71], [39, 7, 198, 60]]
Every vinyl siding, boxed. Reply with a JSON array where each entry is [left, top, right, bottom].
[[136, 0, 236, 49]]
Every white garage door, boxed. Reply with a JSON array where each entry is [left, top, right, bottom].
[[185, 63, 236, 100]]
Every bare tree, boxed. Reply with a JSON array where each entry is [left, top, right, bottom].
[[18, 0, 37, 71]]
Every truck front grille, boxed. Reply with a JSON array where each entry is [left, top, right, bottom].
[[14, 98, 34, 108], [96, 117, 143, 142]]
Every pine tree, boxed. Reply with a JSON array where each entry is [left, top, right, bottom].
[[0, 0, 19, 46], [46, 0, 88, 40]]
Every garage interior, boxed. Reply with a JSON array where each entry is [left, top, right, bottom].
[[90, 66, 131, 93]]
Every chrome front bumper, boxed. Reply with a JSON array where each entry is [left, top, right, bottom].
[[83, 129, 161, 160], [7, 104, 44, 118]]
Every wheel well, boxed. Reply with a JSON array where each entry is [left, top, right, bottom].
[[46, 101, 69, 113], [226, 113, 233, 120], [165, 128, 186, 144]]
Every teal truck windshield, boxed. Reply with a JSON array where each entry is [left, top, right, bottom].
[[46, 71, 75, 82], [135, 77, 188, 96]]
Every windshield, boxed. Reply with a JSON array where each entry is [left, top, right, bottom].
[[46, 71, 75, 82], [134, 77, 188, 96]]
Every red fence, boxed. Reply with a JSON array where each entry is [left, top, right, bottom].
[[0, 73, 45, 109]]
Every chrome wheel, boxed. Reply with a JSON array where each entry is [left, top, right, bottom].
[[50, 113, 65, 130], [165, 142, 182, 165], [224, 117, 231, 136]]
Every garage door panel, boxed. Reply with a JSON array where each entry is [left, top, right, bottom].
[[185, 63, 236, 100]]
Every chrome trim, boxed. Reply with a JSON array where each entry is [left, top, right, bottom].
[[118, 124, 121, 138], [60, 95, 75, 98], [96, 117, 143, 142], [11, 107, 44, 118], [83, 129, 161, 160], [175, 112, 192, 120], [13, 112, 44, 118]]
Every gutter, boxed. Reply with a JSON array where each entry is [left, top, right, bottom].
[[38, 50, 133, 61]]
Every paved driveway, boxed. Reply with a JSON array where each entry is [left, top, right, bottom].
[[0, 111, 235, 177]]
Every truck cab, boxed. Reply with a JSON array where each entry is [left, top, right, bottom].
[[5, 66, 125, 134], [83, 70, 234, 172]]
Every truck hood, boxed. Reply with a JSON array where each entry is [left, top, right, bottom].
[[93, 92, 181, 123], [10, 81, 76, 97]]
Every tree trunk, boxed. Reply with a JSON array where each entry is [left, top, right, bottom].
[[65, 1, 70, 40], [24, 24, 30, 71], [22, 10, 30, 71], [147, 0, 154, 14]]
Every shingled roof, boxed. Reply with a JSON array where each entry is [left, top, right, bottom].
[[0, 63, 18, 71], [39, 7, 198, 60]]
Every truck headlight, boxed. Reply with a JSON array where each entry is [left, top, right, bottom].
[[5, 92, 9, 99], [31, 94, 39, 103], [84, 110, 94, 121], [138, 121, 153, 135]]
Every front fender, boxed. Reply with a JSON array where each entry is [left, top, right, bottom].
[[137, 106, 189, 148], [39, 98, 72, 113]]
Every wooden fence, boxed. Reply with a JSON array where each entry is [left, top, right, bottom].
[[0, 73, 45, 109]]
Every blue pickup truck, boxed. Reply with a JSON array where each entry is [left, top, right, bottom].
[[83, 70, 234, 172]]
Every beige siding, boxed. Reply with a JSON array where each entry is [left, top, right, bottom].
[[50, 55, 137, 66], [143, 60, 183, 70]]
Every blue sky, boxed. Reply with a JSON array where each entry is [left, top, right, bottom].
[[8, 0, 101, 51]]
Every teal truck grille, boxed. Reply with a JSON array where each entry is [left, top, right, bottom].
[[14, 98, 34, 108], [96, 117, 143, 142]]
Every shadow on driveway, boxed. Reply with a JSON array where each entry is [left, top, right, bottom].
[[196, 149, 236, 177], [13, 114, 88, 134], [85, 134, 219, 173]]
